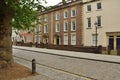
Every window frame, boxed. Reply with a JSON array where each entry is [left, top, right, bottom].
[[92, 34, 98, 45], [97, 2, 102, 10], [64, 21, 68, 32], [71, 20, 76, 31], [38, 36, 41, 44], [55, 23, 60, 32], [71, 9, 76, 17], [34, 35, 37, 43], [71, 34, 76, 45], [44, 16, 48, 22], [63, 34, 68, 45], [55, 13, 60, 20], [44, 24, 48, 33], [97, 16, 102, 27], [87, 17, 91, 28], [87, 5, 91, 12], [64, 10, 69, 18]]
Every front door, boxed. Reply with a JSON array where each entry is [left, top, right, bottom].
[[109, 36, 114, 50], [116, 36, 120, 49], [56, 36, 59, 45]]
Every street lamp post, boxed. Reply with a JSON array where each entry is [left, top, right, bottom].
[[94, 21, 98, 48]]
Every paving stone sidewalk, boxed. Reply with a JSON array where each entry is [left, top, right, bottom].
[[13, 46, 120, 64], [17, 75, 51, 80]]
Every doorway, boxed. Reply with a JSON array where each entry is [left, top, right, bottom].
[[109, 36, 114, 50], [56, 36, 59, 45], [116, 36, 120, 49]]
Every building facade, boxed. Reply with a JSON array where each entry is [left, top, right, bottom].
[[83, 0, 120, 50], [20, 29, 34, 43], [19, 0, 120, 50], [12, 29, 22, 42], [35, 0, 83, 46]]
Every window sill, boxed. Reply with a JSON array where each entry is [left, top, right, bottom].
[[71, 16, 76, 18], [86, 11, 92, 13], [55, 19, 60, 21], [55, 31, 60, 33], [71, 30, 76, 31], [96, 9, 102, 11], [64, 17, 68, 19], [64, 31, 68, 33], [86, 27, 92, 29], [44, 32, 48, 33], [97, 26, 102, 28]]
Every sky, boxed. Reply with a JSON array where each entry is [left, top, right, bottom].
[[43, 0, 61, 6]]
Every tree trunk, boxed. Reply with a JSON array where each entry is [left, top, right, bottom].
[[0, 10, 14, 68]]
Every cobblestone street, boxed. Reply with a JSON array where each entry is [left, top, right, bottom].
[[13, 48, 120, 80]]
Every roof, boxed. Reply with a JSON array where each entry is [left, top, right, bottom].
[[39, 0, 82, 15]]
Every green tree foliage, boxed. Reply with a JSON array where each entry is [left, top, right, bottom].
[[0, 0, 46, 68], [0, 0, 46, 30]]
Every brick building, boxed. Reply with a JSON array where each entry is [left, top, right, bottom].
[[34, 0, 83, 46]]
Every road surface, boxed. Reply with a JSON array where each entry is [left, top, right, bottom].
[[13, 48, 120, 80]]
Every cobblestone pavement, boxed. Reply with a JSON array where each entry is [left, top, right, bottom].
[[13, 49, 120, 80], [15, 57, 92, 80]]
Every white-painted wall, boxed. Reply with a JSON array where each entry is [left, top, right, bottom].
[[12, 29, 22, 42], [83, 0, 120, 47]]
